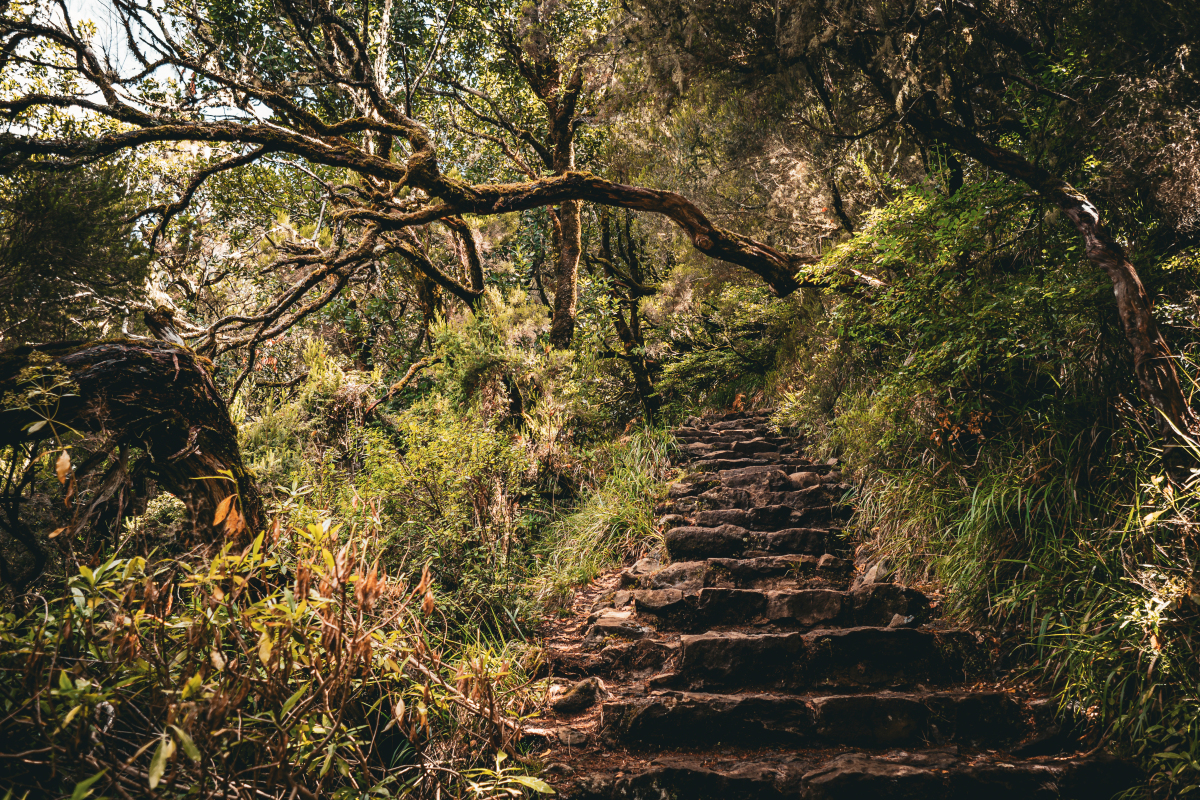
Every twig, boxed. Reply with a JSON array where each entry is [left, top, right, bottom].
[[364, 356, 440, 416]]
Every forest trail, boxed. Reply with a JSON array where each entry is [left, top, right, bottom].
[[536, 411, 1140, 799]]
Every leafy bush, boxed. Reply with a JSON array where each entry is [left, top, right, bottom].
[[0, 518, 546, 800], [0, 166, 149, 347], [240, 340, 535, 632]]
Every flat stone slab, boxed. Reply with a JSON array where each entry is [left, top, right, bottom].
[[604, 689, 1026, 749], [621, 555, 852, 593], [634, 583, 929, 631], [676, 627, 980, 690], [565, 751, 1139, 800], [665, 525, 842, 560]]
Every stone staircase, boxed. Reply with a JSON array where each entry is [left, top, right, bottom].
[[537, 410, 1140, 799]]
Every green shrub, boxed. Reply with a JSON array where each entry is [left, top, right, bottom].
[[768, 174, 1200, 796], [0, 519, 546, 800]]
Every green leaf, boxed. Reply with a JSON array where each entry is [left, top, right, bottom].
[[281, 683, 309, 717], [170, 724, 201, 763], [320, 745, 335, 777], [69, 769, 107, 800], [148, 734, 172, 789], [511, 775, 555, 794], [181, 671, 204, 701]]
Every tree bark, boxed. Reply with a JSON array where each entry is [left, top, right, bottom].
[[1057, 190, 1197, 441], [550, 199, 582, 348], [597, 210, 661, 420], [0, 340, 262, 540]]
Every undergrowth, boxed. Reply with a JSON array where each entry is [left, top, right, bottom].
[[531, 427, 676, 608], [0, 517, 547, 800], [769, 172, 1200, 797], [0, 314, 677, 799]]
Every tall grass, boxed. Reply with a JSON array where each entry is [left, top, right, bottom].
[[844, 409, 1200, 797], [531, 427, 676, 607]]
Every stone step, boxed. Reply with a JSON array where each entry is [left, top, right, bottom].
[[565, 750, 1139, 800], [621, 555, 852, 592], [694, 457, 821, 472], [698, 481, 848, 506], [660, 502, 849, 527], [676, 428, 772, 442], [603, 688, 1027, 749], [677, 427, 780, 439], [665, 525, 845, 560], [709, 418, 774, 430], [695, 505, 848, 530], [632, 583, 929, 631], [717, 467, 831, 490], [679, 437, 790, 453], [674, 627, 981, 691]]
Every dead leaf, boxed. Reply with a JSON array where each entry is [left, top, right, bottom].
[[48, 527, 66, 539], [417, 562, 432, 595], [55, 450, 71, 484], [213, 495, 235, 526], [223, 505, 244, 536]]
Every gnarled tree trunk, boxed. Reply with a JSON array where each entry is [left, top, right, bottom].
[[1, 340, 262, 544], [902, 107, 1198, 442]]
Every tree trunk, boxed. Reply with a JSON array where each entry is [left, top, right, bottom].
[[1056, 190, 1197, 441], [550, 199, 582, 348], [0, 340, 262, 541]]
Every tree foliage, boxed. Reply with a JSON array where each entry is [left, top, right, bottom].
[[0, 166, 148, 345]]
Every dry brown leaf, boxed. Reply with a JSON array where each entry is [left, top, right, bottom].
[[48, 527, 66, 539], [55, 450, 71, 484], [224, 505, 244, 536], [212, 495, 235, 526]]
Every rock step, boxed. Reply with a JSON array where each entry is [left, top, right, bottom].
[[706, 417, 774, 430], [673, 627, 981, 690], [621, 555, 852, 592], [568, 750, 1139, 800], [693, 457, 819, 471], [631, 583, 928, 631], [677, 425, 782, 436], [721, 462, 832, 476], [681, 434, 792, 448], [547, 411, 1141, 798], [665, 525, 848, 560], [686, 487, 851, 512], [660, 502, 851, 528], [672, 474, 840, 501], [681, 478, 847, 502], [604, 688, 1027, 749]]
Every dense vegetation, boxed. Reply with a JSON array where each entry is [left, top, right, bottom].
[[2, 0, 1200, 796]]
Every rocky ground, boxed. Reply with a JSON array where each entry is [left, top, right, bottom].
[[530, 410, 1141, 799]]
